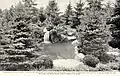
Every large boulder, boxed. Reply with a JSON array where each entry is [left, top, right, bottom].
[[43, 27, 48, 33], [67, 31, 75, 36], [71, 40, 79, 47], [53, 59, 83, 69], [66, 28, 76, 36], [74, 46, 79, 55], [72, 40, 80, 55], [67, 36, 76, 41], [74, 53, 85, 62], [106, 51, 120, 56]]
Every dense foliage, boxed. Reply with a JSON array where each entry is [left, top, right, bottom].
[[107, 0, 120, 49], [72, 0, 84, 28], [61, 2, 73, 26], [0, 0, 118, 71], [45, 0, 61, 26], [0, 0, 52, 71], [76, 0, 109, 61], [83, 55, 100, 67]]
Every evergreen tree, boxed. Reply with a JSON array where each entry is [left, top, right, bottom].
[[77, 0, 108, 62], [0, 0, 45, 71], [104, 1, 114, 48], [105, 1, 114, 17], [38, 7, 46, 23], [62, 2, 73, 26], [13, 0, 38, 24], [23, 0, 38, 15], [0, 9, 3, 26], [107, 0, 120, 49], [72, 0, 84, 28], [2, 6, 15, 23], [45, 0, 60, 26], [0, 18, 39, 71]]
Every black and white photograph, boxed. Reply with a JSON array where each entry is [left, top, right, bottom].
[[0, 0, 120, 75]]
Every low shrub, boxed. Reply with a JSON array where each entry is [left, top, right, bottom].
[[4, 64, 18, 71], [0, 62, 31, 71], [83, 55, 99, 67], [32, 55, 53, 70], [98, 53, 116, 64], [39, 55, 53, 69], [96, 63, 112, 71], [107, 62, 119, 70], [0, 55, 53, 71]]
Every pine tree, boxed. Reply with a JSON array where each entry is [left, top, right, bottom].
[[13, 0, 38, 24], [0, 19, 39, 71], [38, 7, 46, 23], [45, 0, 60, 26], [107, 0, 120, 49], [23, 0, 38, 15], [0, 0, 41, 71], [62, 2, 73, 26], [1, 6, 15, 23], [77, 0, 108, 61], [72, 0, 84, 28], [104, 1, 114, 49], [105, 1, 114, 17], [0, 0, 55, 70]]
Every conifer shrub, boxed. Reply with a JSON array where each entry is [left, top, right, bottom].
[[83, 55, 100, 67], [97, 52, 116, 64], [32, 55, 53, 70]]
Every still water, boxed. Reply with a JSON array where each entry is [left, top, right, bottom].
[[43, 41, 75, 60]]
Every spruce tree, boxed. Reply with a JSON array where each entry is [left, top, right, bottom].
[[23, 0, 38, 16], [38, 7, 46, 23], [77, 0, 108, 62], [0, 20, 38, 71], [72, 0, 84, 28], [105, 1, 113, 17], [62, 2, 73, 26], [0, 0, 41, 71], [45, 0, 60, 26]]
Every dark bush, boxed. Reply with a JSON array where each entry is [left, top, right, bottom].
[[108, 38, 120, 48], [83, 55, 100, 67], [49, 30, 68, 43], [0, 63, 30, 71], [39, 55, 53, 69], [5, 64, 18, 71], [32, 55, 53, 70]]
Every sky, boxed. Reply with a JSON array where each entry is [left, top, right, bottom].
[[0, 0, 116, 12]]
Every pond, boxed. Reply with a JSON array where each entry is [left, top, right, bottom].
[[43, 41, 75, 60]]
